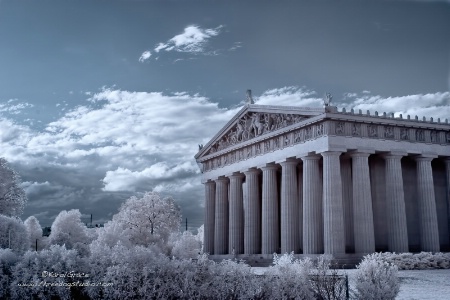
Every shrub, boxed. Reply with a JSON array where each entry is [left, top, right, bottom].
[[263, 252, 314, 300], [9, 245, 88, 300], [355, 253, 399, 300], [0, 248, 19, 299], [309, 255, 347, 300]]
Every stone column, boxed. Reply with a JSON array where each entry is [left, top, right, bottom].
[[262, 163, 279, 254], [340, 155, 354, 253], [301, 155, 323, 254], [415, 156, 440, 252], [351, 152, 375, 253], [280, 159, 299, 254], [214, 176, 229, 254], [244, 168, 261, 254], [445, 159, 450, 246], [322, 151, 345, 255], [204, 180, 215, 254], [297, 164, 303, 252], [229, 172, 245, 254], [383, 153, 409, 253]]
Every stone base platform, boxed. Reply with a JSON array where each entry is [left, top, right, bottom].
[[209, 253, 366, 268]]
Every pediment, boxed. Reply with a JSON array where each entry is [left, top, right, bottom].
[[196, 104, 326, 159]]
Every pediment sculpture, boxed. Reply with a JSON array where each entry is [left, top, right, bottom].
[[206, 112, 308, 155]]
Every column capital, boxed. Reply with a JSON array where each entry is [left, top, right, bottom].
[[205, 180, 216, 186], [321, 151, 342, 157], [215, 176, 229, 183], [413, 156, 435, 162], [244, 167, 261, 175], [261, 163, 279, 171], [301, 154, 321, 162], [229, 172, 245, 179], [381, 152, 406, 160], [349, 152, 371, 158], [279, 158, 299, 167]]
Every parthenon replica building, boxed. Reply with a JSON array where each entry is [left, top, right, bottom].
[[195, 95, 450, 258]]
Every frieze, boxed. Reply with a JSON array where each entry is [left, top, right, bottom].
[[201, 121, 450, 172], [384, 126, 394, 139], [205, 112, 309, 155], [352, 123, 361, 136], [284, 134, 291, 147], [400, 128, 409, 140], [335, 122, 345, 135], [430, 131, 439, 143], [415, 129, 425, 142], [367, 125, 378, 138], [331, 122, 450, 145]]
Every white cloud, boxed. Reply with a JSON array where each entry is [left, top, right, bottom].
[[156, 25, 223, 54], [340, 92, 450, 120], [102, 161, 199, 192], [229, 42, 242, 51], [139, 25, 224, 62], [256, 86, 323, 107], [138, 50, 151, 62], [0, 99, 34, 115]]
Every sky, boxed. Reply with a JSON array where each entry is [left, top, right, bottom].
[[0, 0, 449, 228]]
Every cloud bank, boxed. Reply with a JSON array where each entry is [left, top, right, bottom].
[[1, 86, 448, 227]]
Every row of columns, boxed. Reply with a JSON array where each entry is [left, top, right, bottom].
[[204, 152, 449, 255]]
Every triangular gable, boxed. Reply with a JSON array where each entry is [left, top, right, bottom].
[[196, 104, 326, 159]]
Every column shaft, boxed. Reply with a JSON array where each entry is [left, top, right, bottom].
[[416, 157, 440, 252], [351, 153, 375, 253], [297, 165, 303, 252], [384, 154, 409, 252], [204, 181, 215, 254], [280, 160, 299, 253], [301, 156, 323, 254], [229, 173, 245, 254], [244, 169, 261, 254], [214, 177, 229, 254], [262, 164, 279, 254], [322, 151, 345, 254], [446, 159, 450, 247], [341, 156, 354, 253]]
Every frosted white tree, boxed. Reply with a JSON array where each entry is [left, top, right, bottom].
[[48, 209, 93, 256], [109, 191, 181, 252], [24, 216, 44, 251], [355, 253, 400, 300], [0, 215, 29, 254], [0, 158, 27, 217], [170, 231, 202, 259]]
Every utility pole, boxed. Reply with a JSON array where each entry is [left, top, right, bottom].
[[185, 218, 188, 231], [91, 214, 93, 228]]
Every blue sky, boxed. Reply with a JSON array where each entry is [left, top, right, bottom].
[[0, 0, 449, 228]]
